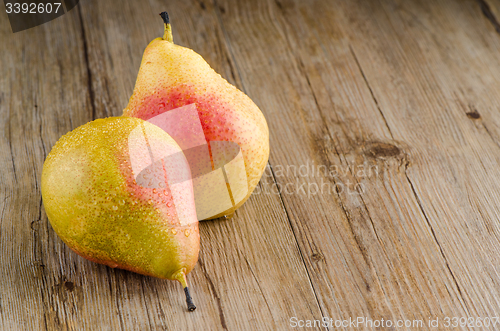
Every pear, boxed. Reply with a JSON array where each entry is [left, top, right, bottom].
[[41, 117, 199, 311], [123, 12, 269, 220]]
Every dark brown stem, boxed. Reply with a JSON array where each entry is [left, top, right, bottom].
[[184, 287, 196, 311], [159, 12, 170, 25]]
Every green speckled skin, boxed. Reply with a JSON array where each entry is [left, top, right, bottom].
[[41, 117, 199, 281]]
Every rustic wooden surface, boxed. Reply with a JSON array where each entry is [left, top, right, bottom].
[[2, 0, 500, 330]]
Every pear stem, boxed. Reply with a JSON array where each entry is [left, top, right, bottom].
[[159, 12, 174, 43], [184, 287, 197, 312], [175, 270, 196, 312]]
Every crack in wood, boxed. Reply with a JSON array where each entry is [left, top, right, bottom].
[[140, 278, 155, 330], [480, 121, 500, 151], [105, 268, 126, 331], [34, 193, 53, 331], [77, 7, 97, 121], [242, 255, 274, 321], [214, 30, 238, 85], [152, 285, 167, 326], [265, 162, 328, 322], [477, 0, 500, 34], [349, 45, 394, 140], [7, 96, 18, 184], [198, 257, 227, 330], [404, 166, 471, 315], [212, 0, 245, 90], [295, 56, 344, 160]]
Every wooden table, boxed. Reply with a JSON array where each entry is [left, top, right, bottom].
[[2, 0, 500, 329]]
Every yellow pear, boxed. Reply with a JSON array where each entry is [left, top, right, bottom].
[[123, 12, 269, 220], [42, 117, 199, 311]]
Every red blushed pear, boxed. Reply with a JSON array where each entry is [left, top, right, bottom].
[[123, 12, 270, 220], [41, 117, 199, 311]]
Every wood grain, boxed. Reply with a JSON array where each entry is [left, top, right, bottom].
[[1, 0, 500, 330], [0, 2, 321, 330]]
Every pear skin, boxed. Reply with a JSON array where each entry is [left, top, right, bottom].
[[41, 117, 199, 311], [123, 12, 270, 220]]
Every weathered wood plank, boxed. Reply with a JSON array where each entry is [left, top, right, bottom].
[[339, 0, 500, 317], [79, 0, 322, 328], [0, 6, 100, 330], [214, 0, 500, 328], [0, 0, 322, 330], [3, 0, 500, 329]]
